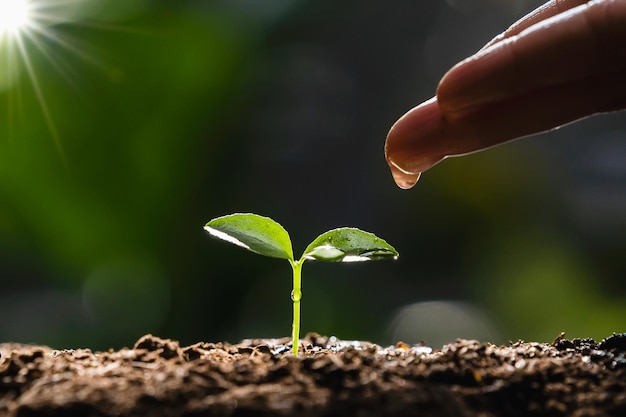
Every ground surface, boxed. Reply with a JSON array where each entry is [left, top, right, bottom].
[[1, 332, 625, 417]]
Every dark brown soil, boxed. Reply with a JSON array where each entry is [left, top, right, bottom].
[[1, 332, 625, 417]]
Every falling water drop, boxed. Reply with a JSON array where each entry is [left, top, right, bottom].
[[392, 170, 421, 189]]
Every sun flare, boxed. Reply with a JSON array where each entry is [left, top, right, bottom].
[[0, 0, 105, 163], [0, 0, 33, 37]]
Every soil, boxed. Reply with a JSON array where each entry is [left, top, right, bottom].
[[1, 333, 625, 417]]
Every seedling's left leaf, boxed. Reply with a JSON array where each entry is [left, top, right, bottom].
[[302, 227, 398, 262], [204, 213, 293, 261]]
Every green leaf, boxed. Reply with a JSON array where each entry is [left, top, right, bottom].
[[204, 213, 293, 261], [302, 228, 398, 262]]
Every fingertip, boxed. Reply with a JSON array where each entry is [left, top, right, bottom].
[[384, 97, 447, 182]]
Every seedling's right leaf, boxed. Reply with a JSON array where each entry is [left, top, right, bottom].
[[204, 213, 294, 261], [302, 227, 398, 262]]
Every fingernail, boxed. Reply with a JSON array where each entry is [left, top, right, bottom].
[[385, 97, 446, 188]]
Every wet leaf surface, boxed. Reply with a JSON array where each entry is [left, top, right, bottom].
[[303, 228, 398, 262]]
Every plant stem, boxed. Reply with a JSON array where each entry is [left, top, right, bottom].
[[290, 259, 303, 356]]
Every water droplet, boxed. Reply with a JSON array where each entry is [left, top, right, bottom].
[[392, 170, 421, 189], [290, 290, 301, 302]]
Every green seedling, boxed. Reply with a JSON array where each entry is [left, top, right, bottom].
[[204, 213, 399, 356]]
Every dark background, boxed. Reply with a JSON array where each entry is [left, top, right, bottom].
[[1, 0, 625, 351]]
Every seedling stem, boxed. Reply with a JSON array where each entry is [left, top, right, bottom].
[[290, 260, 303, 355]]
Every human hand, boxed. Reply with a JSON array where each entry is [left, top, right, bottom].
[[385, 0, 626, 189]]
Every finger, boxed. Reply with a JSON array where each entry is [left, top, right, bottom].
[[385, 0, 626, 189], [482, 0, 589, 49], [385, 99, 439, 189], [385, 69, 626, 189], [438, 0, 626, 118]]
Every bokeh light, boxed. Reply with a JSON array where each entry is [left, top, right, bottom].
[[388, 301, 499, 348]]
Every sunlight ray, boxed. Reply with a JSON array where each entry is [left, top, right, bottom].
[[0, 0, 112, 166], [33, 24, 110, 70], [14, 31, 68, 166]]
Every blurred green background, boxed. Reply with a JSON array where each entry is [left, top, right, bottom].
[[1, 0, 625, 350]]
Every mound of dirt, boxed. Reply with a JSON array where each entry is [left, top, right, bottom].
[[1, 333, 625, 416]]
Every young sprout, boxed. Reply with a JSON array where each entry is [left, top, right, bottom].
[[204, 213, 399, 356]]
